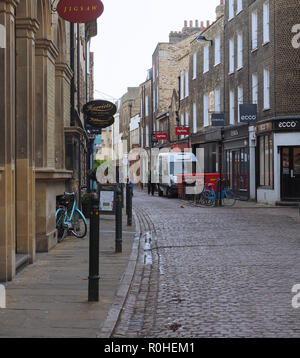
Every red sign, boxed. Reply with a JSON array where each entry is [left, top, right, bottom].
[[155, 133, 168, 141], [57, 0, 104, 23], [176, 127, 190, 136]]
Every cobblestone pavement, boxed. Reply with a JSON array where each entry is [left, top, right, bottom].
[[112, 190, 300, 338]]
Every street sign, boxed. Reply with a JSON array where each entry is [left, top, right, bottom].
[[57, 0, 104, 23], [211, 113, 225, 127], [239, 104, 258, 123], [175, 127, 190, 136], [98, 184, 117, 215], [155, 133, 168, 141]]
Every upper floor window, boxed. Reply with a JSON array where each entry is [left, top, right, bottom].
[[180, 72, 184, 100], [229, 37, 235, 74], [214, 87, 221, 113], [252, 73, 258, 104], [229, 90, 235, 124], [214, 34, 221, 66], [193, 52, 197, 79], [237, 32, 243, 69], [263, 68, 270, 109], [237, 85, 243, 122], [263, 1, 270, 44], [203, 44, 209, 73], [251, 10, 258, 50], [203, 93, 209, 127], [236, 0, 243, 15], [193, 103, 197, 134], [185, 70, 189, 97], [229, 0, 234, 20], [145, 96, 149, 116]]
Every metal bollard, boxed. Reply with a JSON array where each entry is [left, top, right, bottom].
[[88, 194, 100, 302], [115, 185, 123, 253], [126, 183, 133, 226]]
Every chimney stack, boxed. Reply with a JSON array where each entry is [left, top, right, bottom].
[[195, 20, 199, 27], [184, 20, 187, 27], [190, 20, 193, 27]]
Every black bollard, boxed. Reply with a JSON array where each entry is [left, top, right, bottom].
[[126, 183, 132, 227], [115, 185, 123, 253], [88, 194, 100, 302]]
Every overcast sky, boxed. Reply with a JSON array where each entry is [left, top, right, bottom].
[[90, 0, 221, 101]]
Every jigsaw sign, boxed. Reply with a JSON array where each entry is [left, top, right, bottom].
[[292, 24, 300, 49]]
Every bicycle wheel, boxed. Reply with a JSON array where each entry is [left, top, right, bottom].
[[56, 208, 67, 242], [70, 209, 87, 238], [199, 191, 215, 207], [222, 189, 236, 206]]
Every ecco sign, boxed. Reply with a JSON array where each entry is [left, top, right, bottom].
[[240, 104, 258, 123], [279, 121, 297, 128], [275, 119, 300, 131]]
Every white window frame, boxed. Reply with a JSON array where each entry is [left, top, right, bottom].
[[180, 71, 185, 100], [237, 85, 243, 122], [146, 124, 149, 147], [252, 10, 258, 50], [229, 37, 235, 74], [193, 103, 197, 134], [145, 96, 149, 116], [229, 0, 235, 20], [203, 93, 209, 127], [185, 112, 189, 137], [237, 32, 243, 70], [236, 0, 243, 15], [203, 44, 209, 73], [185, 70, 189, 97], [214, 34, 221, 66], [263, 1, 270, 44], [229, 90, 235, 125], [180, 113, 185, 139], [214, 87, 221, 113], [193, 52, 197, 79], [252, 73, 258, 105], [263, 68, 270, 110]]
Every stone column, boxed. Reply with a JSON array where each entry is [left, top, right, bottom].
[[15, 1, 39, 263], [0, 0, 19, 281]]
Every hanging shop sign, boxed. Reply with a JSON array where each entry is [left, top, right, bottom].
[[85, 116, 115, 129], [57, 0, 104, 23], [239, 104, 258, 123], [211, 113, 225, 127], [175, 127, 190, 136], [83, 100, 117, 120]]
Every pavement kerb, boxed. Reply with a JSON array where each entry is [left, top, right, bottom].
[[96, 209, 141, 338]]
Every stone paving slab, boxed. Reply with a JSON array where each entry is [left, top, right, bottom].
[[0, 208, 137, 338]]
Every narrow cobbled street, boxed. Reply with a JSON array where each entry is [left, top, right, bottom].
[[113, 190, 300, 338]]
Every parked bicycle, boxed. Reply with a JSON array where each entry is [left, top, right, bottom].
[[55, 191, 88, 242], [194, 179, 237, 207]]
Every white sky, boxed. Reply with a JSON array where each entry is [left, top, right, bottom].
[[90, 0, 221, 101]]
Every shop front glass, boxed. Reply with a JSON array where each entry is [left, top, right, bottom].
[[225, 148, 249, 196]]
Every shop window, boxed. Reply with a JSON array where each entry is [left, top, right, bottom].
[[259, 135, 274, 187]]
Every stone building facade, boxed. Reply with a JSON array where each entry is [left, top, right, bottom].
[[0, 0, 96, 281]]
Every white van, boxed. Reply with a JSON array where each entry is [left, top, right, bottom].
[[157, 151, 197, 198]]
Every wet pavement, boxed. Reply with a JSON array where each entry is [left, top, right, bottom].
[[112, 189, 300, 338]]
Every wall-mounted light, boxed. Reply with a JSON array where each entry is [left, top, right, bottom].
[[196, 34, 213, 46]]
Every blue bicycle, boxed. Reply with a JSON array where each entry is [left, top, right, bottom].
[[196, 179, 237, 207], [56, 192, 88, 242]]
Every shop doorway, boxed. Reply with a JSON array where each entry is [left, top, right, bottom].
[[281, 147, 300, 200]]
